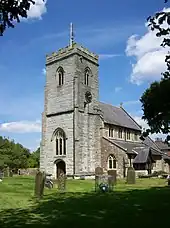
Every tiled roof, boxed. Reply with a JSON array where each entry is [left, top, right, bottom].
[[155, 141, 170, 151], [163, 154, 170, 161], [108, 138, 161, 156], [133, 148, 150, 164], [99, 102, 141, 131], [108, 138, 142, 155], [143, 137, 161, 151]]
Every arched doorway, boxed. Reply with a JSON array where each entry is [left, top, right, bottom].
[[55, 160, 66, 179]]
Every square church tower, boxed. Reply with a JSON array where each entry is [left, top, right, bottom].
[[40, 25, 103, 179]]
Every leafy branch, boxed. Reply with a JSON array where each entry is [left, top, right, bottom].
[[0, 0, 35, 36], [140, 0, 170, 143]]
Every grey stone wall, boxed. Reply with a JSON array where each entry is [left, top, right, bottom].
[[41, 113, 74, 178], [46, 55, 75, 115], [75, 109, 102, 175], [101, 137, 129, 178], [40, 43, 102, 178], [103, 123, 141, 142], [73, 49, 102, 176]]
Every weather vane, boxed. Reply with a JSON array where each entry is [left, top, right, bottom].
[[70, 22, 74, 47]]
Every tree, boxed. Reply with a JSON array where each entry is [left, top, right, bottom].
[[140, 0, 170, 142], [0, 0, 35, 36], [28, 147, 40, 168], [0, 136, 31, 170]]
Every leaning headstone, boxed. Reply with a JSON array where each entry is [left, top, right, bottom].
[[127, 167, 136, 184], [34, 170, 45, 199], [58, 173, 66, 192]]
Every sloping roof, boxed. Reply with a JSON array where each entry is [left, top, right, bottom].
[[143, 137, 161, 152], [99, 102, 141, 131], [108, 139, 142, 155], [133, 148, 150, 164], [155, 140, 170, 151], [163, 154, 170, 161], [107, 138, 161, 157]]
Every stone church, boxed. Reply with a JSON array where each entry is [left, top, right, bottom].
[[40, 26, 170, 179]]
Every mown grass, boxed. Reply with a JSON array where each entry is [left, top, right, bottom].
[[0, 176, 169, 227]]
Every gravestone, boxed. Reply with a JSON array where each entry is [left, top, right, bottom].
[[0, 171, 4, 179], [127, 167, 136, 184], [95, 167, 103, 175], [58, 173, 66, 192], [9, 170, 13, 177], [95, 167, 103, 191], [34, 170, 45, 199], [3, 167, 9, 177], [108, 170, 117, 185]]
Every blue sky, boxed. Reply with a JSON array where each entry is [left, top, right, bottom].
[[0, 0, 169, 150]]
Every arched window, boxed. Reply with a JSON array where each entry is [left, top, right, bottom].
[[57, 67, 64, 86], [108, 155, 116, 169], [84, 68, 90, 86], [55, 129, 66, 156]]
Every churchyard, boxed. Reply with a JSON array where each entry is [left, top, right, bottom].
[[0, 176, 169, 228]]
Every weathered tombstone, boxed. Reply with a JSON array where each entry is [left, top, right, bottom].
[[108, 170, 117, 185], [58, 173, 66, 192], [3, 167, 9, 177], [127, 167, 136, 184], [95, 167, 103, 192], [107, 170, 117, 192], [95, 167, 103, 175], [0, 170, 4, 180], [34, 170, 45, 199], [9, 170, 13, 177]]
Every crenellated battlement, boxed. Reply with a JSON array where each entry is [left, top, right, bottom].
[[46, 43, 98, 65]]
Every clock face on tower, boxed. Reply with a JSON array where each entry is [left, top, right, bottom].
[[85, 91, 92, 103]]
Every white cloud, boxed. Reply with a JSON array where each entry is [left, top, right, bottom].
[[123, 100, 140, 106], [133, 116, 166, 141], [99, 54, 121, 60], [114, 87, 122, 93], [126, 7, 170, 85], [42, 68, 46, 75], [0, 120, 41, 133], [133, 116, 148, 130], [21, 0, 47, 20]]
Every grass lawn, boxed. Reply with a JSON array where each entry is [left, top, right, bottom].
[[0, 176, 169, 227]]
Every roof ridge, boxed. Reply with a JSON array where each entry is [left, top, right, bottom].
[[145, 136, 161, 151], [99, 101, 141, 131], [99, 101, 120, 109], [120, 106, 142, 129]]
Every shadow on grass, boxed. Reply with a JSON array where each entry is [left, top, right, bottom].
[[0, 186, 170, 228]]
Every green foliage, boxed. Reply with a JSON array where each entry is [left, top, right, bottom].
[[140, 79, 170, 135], [28, 147, 40, 168], [0, 0, 36, 36], [140, 0, 170, 142], [127, 167, 136, 184], [0, 135, 40, 170]]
